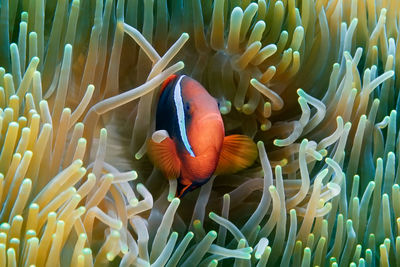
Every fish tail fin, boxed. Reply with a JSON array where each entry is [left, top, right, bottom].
[[147, 132, 181, 180]]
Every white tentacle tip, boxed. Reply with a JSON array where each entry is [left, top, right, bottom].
[[152, 130, 170, 143]]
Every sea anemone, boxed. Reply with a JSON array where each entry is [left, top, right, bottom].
[[0, 0, 399, 266]]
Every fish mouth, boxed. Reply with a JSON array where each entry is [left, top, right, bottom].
[[198, 113, 222, 122]]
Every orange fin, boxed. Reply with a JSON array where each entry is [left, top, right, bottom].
[[215, 135, 258, 175], [159, 74, 177, 95], [176, 183, 192, 198], [147, 135, 180, 180]]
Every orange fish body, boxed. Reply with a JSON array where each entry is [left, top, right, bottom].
[[147, 75, 258, 197]]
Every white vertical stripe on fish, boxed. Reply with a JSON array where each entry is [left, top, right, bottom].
[[174, 75, 196, 157]]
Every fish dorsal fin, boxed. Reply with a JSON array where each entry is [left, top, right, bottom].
[[147, 130, 181, 179], [176, 183, 191, 198], [215, 135, 258, 175], [159, 74, 177, 95]]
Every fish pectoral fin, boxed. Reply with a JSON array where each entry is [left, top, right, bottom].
[[147, 135, 180, 180], [215, 134, 258, 175]]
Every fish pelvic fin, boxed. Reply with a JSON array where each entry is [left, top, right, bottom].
[[176, 182, 192, 198], [147, 132, 181, 180], [176, 178, 209, 198], [215, 134, 258, 175]]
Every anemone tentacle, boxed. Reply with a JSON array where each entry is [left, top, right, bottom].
[[0, 0, 400, 266]]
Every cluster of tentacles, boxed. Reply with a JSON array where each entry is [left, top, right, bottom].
[[0, 0, 399, 266]]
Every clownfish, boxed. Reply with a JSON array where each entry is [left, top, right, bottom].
[[147, 74, 258, 197]]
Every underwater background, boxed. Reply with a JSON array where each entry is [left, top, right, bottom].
[[0, 0, 398, 266]]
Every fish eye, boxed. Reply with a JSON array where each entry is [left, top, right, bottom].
[[185, 103, 190, 111]]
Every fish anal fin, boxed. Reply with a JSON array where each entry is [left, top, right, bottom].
[[147, 135, 180, 180], [215, 135, 258, 175]]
